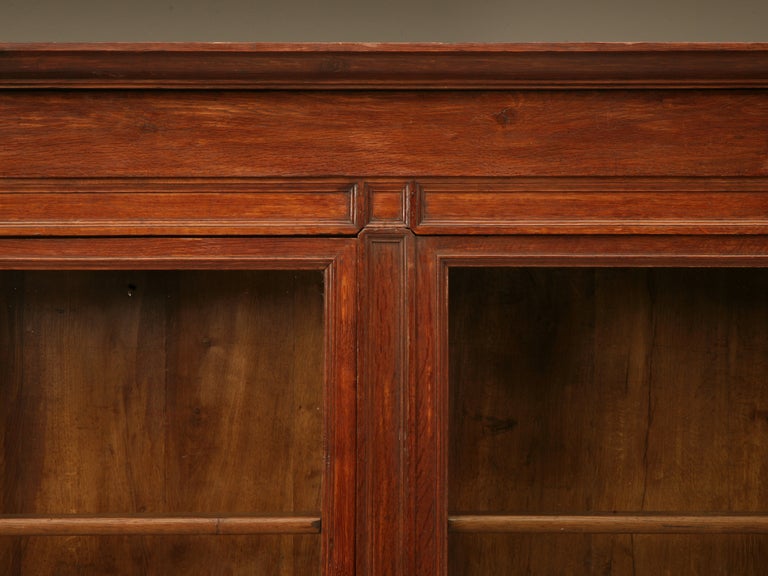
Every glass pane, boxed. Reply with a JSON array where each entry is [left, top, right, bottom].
[[449, 267, 768, 573], [0, 270, 324, 516]]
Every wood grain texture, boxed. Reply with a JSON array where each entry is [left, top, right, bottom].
[[0, 535, 320, 575], [163, 270, 324, 514], [0, 178, 361, 236], [447, 534, 768, 575], [0, 270, 326, 572], [0, 271, 22, 572], [357, 230, 414, 576], [2, 249, 355, 574], [448, 267, 768, 573], [449, 267, 768, 514], [414, 235, 768, 576], [0, 516, 322, 535], [449, 515, 768, 533], [414, 177, 768, 235], [0, 269, 326, 572], [2, 44, 768, 89], [3, 44, 768, 575], [413, 235, 768, 268], [413, 237, 448, 576], [320, 239, 357, 576], [2, 90, 767, 178], [0, 237, 355, 269], [366, 181, 411, 228]]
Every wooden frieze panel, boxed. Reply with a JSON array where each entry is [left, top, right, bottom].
[[2, 90, 767, 178]]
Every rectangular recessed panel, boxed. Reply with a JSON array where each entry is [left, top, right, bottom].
[[0, 179, 359, 235], [416, 178, 768, 234]]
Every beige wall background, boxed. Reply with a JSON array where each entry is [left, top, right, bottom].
[[0, 0, 766, 42]]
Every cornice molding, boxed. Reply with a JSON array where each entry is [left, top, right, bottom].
[[2, 43, 768, 89]]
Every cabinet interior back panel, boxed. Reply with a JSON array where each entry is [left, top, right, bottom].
[[0, 269, 324, 516], [449, 267, 768, 514], [0, 535, 320, 576], [448, 533, 768, 576]]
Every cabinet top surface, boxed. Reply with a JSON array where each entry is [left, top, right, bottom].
[[3, 42, 768, 51], [2, 42, 767, 89]]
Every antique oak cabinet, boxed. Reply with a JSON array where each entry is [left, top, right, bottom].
[[1, 44, 768, 575]]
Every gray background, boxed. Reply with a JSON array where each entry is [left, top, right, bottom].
[[1, 0, 767, 42]]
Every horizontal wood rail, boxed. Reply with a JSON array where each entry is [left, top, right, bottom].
[[0, 515, 321, 536], [448, 514, 768, 534]]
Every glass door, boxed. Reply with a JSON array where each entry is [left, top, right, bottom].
[[0, 238, 356, 576], [415, 236, 768, 576]]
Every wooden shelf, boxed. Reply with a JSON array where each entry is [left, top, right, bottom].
[[449, 514, 768, 534], [0, 515, 322, 536]]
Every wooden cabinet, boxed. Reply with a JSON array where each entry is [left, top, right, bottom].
[[1, 43, 768, 575]]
